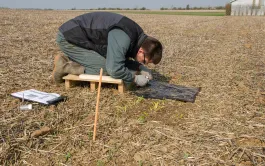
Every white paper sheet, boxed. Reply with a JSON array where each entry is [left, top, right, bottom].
[[11, 89, 61, 105]]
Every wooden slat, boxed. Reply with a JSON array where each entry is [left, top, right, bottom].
[[90, 82, 96, 91], [63, 74, 125, 93], [65, 80, 71, 90], [79, 74, 123, 84], [118, 84, 125, 93], [63, 74, 122, 84]]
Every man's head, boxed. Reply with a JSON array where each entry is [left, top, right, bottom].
[[136, 36, 163, 65]]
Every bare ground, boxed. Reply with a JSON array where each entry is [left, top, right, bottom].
[[1, 9, 265, 165]]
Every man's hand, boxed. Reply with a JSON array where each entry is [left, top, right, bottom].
[[139, 65, 153, 80], [134, 75, 149, 87]]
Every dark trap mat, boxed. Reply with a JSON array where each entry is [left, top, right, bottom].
[[133, 80, 201, 103]]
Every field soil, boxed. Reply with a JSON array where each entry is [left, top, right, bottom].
[[1, 9, 265, 165]]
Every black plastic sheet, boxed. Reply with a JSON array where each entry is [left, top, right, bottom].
[[134, 80, 201, 103]]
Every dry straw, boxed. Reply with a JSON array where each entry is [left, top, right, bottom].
[[1, 9, 265, 165]]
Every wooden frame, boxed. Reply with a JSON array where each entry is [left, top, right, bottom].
[[62, 74, 124, 93]]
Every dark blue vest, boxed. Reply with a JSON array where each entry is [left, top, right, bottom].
[[59, 12, 147, 58]]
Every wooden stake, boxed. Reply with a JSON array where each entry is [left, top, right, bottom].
[[93, 68, 103, 141]]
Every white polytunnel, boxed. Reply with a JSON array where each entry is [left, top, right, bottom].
[[230, 0, 265, 15]]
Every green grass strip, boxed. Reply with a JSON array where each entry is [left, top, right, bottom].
[[109, 11, 225, 16]]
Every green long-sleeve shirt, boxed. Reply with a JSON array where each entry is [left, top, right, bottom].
[[106, 29, 141, 84]]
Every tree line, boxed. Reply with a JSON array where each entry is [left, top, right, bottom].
[[85, 5, 225, 11], [160, 5, 225, 10], [0, 5, 225, 10]]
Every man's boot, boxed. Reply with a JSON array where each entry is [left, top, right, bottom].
[[52, 55, 85, 84]]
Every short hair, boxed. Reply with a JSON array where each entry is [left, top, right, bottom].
[[141, 36, 163, 65]]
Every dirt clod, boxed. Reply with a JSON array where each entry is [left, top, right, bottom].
[[31, 126, 51, 138]]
